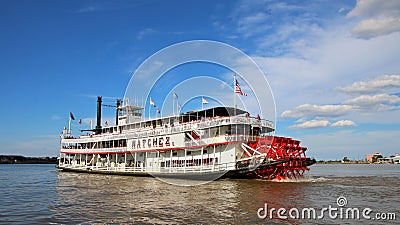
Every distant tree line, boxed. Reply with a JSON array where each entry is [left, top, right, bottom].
[[0, 155, 57, 164]]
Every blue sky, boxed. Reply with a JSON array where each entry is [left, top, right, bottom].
[[1, 0, 400, 160]]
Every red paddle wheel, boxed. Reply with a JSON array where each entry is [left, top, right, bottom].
[[246, 136, 315, 180]]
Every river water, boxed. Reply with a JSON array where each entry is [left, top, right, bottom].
[[0, 164, 399, 224]]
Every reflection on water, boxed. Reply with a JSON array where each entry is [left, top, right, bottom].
[[0, 164, 399, 224], [52, 173, 245, 224]]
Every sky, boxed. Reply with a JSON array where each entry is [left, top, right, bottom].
[[1, 0, 400, 160]]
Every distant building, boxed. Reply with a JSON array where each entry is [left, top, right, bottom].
[[365, 152, 382, 163], [378, 153, 400, 164], [394, 154, 400, 164]]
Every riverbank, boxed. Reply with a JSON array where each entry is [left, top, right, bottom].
[[0, 155, 57, 164], [316, 160, 369, 164]]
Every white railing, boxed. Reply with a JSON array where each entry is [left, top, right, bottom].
[[58, 161, 237, 173], [62, 116, 274, 143], [184, 135, 258, 147], [60, 147, 128, 154]]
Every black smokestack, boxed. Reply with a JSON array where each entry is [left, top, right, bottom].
[[96, 96, 102, 134], [116, 99, 122, 126]]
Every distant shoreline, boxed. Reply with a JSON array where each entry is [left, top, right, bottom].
[[0, 155, 57, 164], [0, 155, 391, 165], [316, 161, 369, 164]]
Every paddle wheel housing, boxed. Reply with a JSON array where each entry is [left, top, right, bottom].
[[246, 136, 315, 180]]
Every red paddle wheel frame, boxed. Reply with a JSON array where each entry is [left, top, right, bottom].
[[246, 136, 314, 180]]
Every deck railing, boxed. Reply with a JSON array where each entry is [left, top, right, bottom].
[[58, 161, 237, 173], [184, 135, 258, 147], [62, 115, 274, 142]]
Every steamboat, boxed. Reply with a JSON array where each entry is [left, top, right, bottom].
[[58, 91, 315, 180]]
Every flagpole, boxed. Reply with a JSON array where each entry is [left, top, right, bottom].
[[176, 101, 179, 116], [234, 74, 237, 116], [68, 116, 71, 134]]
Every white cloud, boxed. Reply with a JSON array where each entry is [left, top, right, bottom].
[[347, 0, 400, 39], [347, 0, 400, 18], [237, 12, 269, 34], [351, 18, 400, 39], [343, 93, 400, 107], [331, 120, 356, 127], [51, 115, 61, 120], [74, 1, 146, 14], [336, 74, 400, 93], [4, 135, 60, 157], [301, 130, 400, 160], [281, 104, 353, 118], [289, 119, 330, 129], [75, 6, 98, 13], [137, 28, 156, 40], [289, 119, 357, 129]]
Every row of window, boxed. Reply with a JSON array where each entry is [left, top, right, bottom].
[[62, 139, 127, 149], [161, 157, 218, 167]]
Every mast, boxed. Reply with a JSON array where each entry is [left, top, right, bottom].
[[234, 74, 237, 116]]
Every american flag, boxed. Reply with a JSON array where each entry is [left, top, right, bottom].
[[235, 79, 247, 96]]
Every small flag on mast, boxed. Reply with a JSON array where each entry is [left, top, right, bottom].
[[69, 112, 75, 120], [235, 79, 247, 96], [150, 97, 156, 107], [157, 108, 160, 114], [202, 97, 209, 104], [173, 92, 178, 99]]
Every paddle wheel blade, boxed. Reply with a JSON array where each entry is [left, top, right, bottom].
[[246, 136, 315, 180]]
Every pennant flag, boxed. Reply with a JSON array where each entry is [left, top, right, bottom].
[[173, 92, 178, 99], [235, 79, 247, 96], [78, 119, 82, 124], [105, 121, 108, 126], [178, 103, 182, 110], [69, 112, 75, 120], [202, 97, 209, 104], [157, 108, 160, 114], [150, 97, 156, 107]]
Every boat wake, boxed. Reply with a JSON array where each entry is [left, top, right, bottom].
[[267, 176, 329, 183]]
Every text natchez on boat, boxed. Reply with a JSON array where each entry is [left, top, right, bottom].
[[57, 97, 316, 181]]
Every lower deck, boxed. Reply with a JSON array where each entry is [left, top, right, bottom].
[[58, 144, 244, 174]]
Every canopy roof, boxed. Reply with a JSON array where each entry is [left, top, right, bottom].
[[180, 107, 247, 122]]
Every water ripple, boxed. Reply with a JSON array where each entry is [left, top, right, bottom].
[[0, 164, 399, 224]]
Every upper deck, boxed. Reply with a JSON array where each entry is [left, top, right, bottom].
[[62, 114, 274, 143], [61, 106, 274, 145]]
